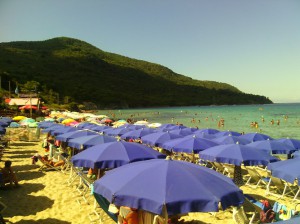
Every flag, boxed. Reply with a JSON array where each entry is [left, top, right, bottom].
[[15, 86, 19, 95]]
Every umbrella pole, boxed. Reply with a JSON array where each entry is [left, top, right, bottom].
[[233, 165, 244, 186]]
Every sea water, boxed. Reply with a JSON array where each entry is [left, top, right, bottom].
[[96, 103, 300, 140]]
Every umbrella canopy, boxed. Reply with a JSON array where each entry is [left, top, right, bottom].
[[38, 121, 56, 129], [93, 159, 244, 215], [293, 151, 300, 159], [267, 158, 300, 185], [0, 121, 9, 128], [51, 126, 77, 136], [213, 135, 251, 145], [0, 127, 5, 135], [247, 140, 296, 154], [213, 131, 242, 138], [168, 128, 195, 136], [71, 141, 166, 169], [41, 124, 63, 134], [13, 116, 27, 121], [141, 131, 182, 147], [162, 135, 219, 153], [196, 128, 220, 135], [103, 127, 132, 137], [67, 135, 117, 150], [19, 105, 38, 110], [275, 138, 300, 150], [239, 133, 273, 142], [120, 128, 156, 140], [199, 144, 277, 166], [56, 130, 98, 142]]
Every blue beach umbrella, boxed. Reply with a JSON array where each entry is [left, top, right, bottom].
[[103, 127, 132, 137], [141, 131, 182, 147], [213, 135, 251, 145], [71, 141, 166, 169], [239, 132, 273, 142], [41, 124, 63, 134], [199, 144, 277, 166], [38, 121, 56, 129], [213, 131, 242, 138], [0, 121, 9, 127], [0, 127, 6, 135], [274, 138, 300, 150], [196, 128, 220, 135], [169, 127, 195, 136], [93, 159, 244, 215], [56, 130, 98, 142], [267, 158, 300, 185], [162, 135, 219, 153], [120, 128, 156, 140], [293, 151, 300, 159], [87, 125, 112, 133], [52, 126, 77, 136], [247, 140, 296, 154], [76, 122, 93, 129], [67, 134, 117, 150]]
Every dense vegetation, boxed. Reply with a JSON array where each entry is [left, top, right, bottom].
[[0, 37, 272, 109]]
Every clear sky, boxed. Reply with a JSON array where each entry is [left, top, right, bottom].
[[1, 0, 299, 103]]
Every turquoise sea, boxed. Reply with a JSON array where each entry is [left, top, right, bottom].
[[97, 103, 300, 140]]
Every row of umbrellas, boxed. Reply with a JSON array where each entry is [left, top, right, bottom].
[[38, 120, 300, 218]]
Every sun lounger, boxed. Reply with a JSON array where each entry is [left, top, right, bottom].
[[266, 176, 298, 199], [233, 206, 250, 224], [75, 171, 94, 205], [36, 155, 64, 172], [245, 166, 270, 188], [89, 194, 118, 223]]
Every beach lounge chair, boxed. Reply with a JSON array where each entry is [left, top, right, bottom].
[[89, 194, 117, 224], [233, 206, 250, 224], [245, 167, 270, 189], [75, 171, 94, 205], [211, 162, 226, 174], [266, 176, 297, 199], [36, 154, 64, 172], [243, 194, 266, 223]]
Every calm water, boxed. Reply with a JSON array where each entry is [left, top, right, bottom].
[[97, 103, 300, 140]]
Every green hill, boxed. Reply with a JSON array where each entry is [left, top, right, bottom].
[[0, 37, 272, 108]]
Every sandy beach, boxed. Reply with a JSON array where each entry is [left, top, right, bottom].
[[1, 132, 299, 224]]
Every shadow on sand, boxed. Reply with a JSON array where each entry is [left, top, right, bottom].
[[3, 150, 38, 155], [12, 218, 71, 224], [17, 171, 46, 181], [9, 142, 39, 147], [2, 195, 54, 217]]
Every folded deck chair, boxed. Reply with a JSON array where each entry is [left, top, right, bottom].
[[211, 162, 226, 173], [91, 193, 118, 223], [266, 176, 297, 199], [245, 167, 270, 189]]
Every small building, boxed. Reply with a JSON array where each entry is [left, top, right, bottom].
[[5, 98, 40, 106]]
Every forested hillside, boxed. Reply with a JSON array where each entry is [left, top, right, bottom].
[[0, 37, 272, 108]]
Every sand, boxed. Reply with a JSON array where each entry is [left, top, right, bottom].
[[1, 133, 299, 224]]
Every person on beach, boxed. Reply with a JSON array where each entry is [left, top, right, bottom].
[[118, 206, 139, 224], [1, 160, 19, 187]]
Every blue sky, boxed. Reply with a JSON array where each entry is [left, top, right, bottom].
[[1, 0, 299, 103]]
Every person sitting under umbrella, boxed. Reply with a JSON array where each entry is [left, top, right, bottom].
[[118, 206, 139, 224]]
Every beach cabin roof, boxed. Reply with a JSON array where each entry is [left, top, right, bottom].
[[5, 98, 40, 106]]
